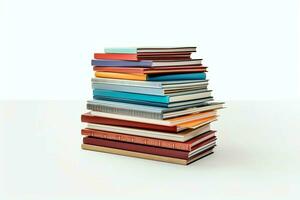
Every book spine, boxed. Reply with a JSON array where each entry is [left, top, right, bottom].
[[86, 103, 162, 119], [83, 136, 189, 159], [81, 129, 190, 151], [94, 53, 138, 61], [81, 114, 177, 132]]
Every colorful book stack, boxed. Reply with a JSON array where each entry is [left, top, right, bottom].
[[81, 47, 224, 165]]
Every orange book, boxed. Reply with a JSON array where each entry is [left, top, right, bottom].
[[95, 71, 146, 80]]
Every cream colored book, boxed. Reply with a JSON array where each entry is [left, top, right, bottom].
[[85, 123, 212, 142], [81, 144, 213, 165]]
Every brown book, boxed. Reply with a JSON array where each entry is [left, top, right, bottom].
[[83, 136, 216, 160], [81, 144, 214, 165], [81, 113, 179, 132], [93, 66, 207, 75], [81, 128, 216, 151]]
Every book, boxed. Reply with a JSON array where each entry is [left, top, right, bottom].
[[94, 71, 206, 81], [94, 53, 192, 61], [85, 123, 212, 142], [81, 112, 217, 132], [88, 110, 217, 126], [104, 47, 197, 54], [92, 77, 209, 89], [81, 143, 214, 165], [91, 59, 202, 67], [87, 100, 223, 119], [83, 136, 216, 159], [93, 89, 211, 104], [92, 82, 208, 96], [93, 66, 207, 74], [81, 128, 216, 151]]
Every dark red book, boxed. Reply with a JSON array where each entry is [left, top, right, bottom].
[[81, 113, 179, 132], [94, 52, 192, 61], [83, 136, 217, 159], [82, 128, 216, 151], [93, 66, 207, 74]]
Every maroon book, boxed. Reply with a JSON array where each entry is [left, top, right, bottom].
[[81, 113, 179, 133], [82, 128, 216, 151], [83, 136, 217, 160]]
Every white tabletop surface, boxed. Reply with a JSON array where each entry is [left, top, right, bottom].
[[1, 100, 300, 200]]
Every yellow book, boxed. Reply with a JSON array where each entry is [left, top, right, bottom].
[[95, 71, 147, 81]]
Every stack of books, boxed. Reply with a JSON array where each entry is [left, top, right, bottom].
[[81, 47, 224, 165]]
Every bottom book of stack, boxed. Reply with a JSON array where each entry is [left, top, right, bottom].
[[81, 113, 217, 165]]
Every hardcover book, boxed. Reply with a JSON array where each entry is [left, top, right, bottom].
[[83, 136, 217, 159], [85, 123, 212, 142], [104, 47, 197, 54], [81, 128, 216, 151], [94, 71, 206, 81], [91, 59, 202, 67], [81, 144, 214, 165]]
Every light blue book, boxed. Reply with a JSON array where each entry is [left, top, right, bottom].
[[104, 47, 138, 54], [92, 82, 208, 96], [92, 77, 209, 89]]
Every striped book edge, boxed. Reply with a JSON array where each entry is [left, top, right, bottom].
[[87, 103, 162, 119]]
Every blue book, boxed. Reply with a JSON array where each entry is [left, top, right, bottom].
[[93, 96, 169, 107], [147, 73, 206, 81]]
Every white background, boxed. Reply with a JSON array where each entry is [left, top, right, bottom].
[[0, 0, 299, 100], [1, 0, 300, 200]]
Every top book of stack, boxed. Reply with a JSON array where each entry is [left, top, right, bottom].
[[92, 46, 201, 67]]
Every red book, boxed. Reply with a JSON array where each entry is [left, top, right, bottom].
[[81, 113, 179, 132], [83, 136, 217, 159], [81, 128, 216, 151]]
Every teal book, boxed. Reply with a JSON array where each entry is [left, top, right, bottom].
[[93, 89, 169, 103], [93, 89, 212, 104], [148, 72, 206, 81], [104, 48, 138, 54]]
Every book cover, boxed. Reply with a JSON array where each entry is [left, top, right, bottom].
[[94, 71, 206, 81]]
